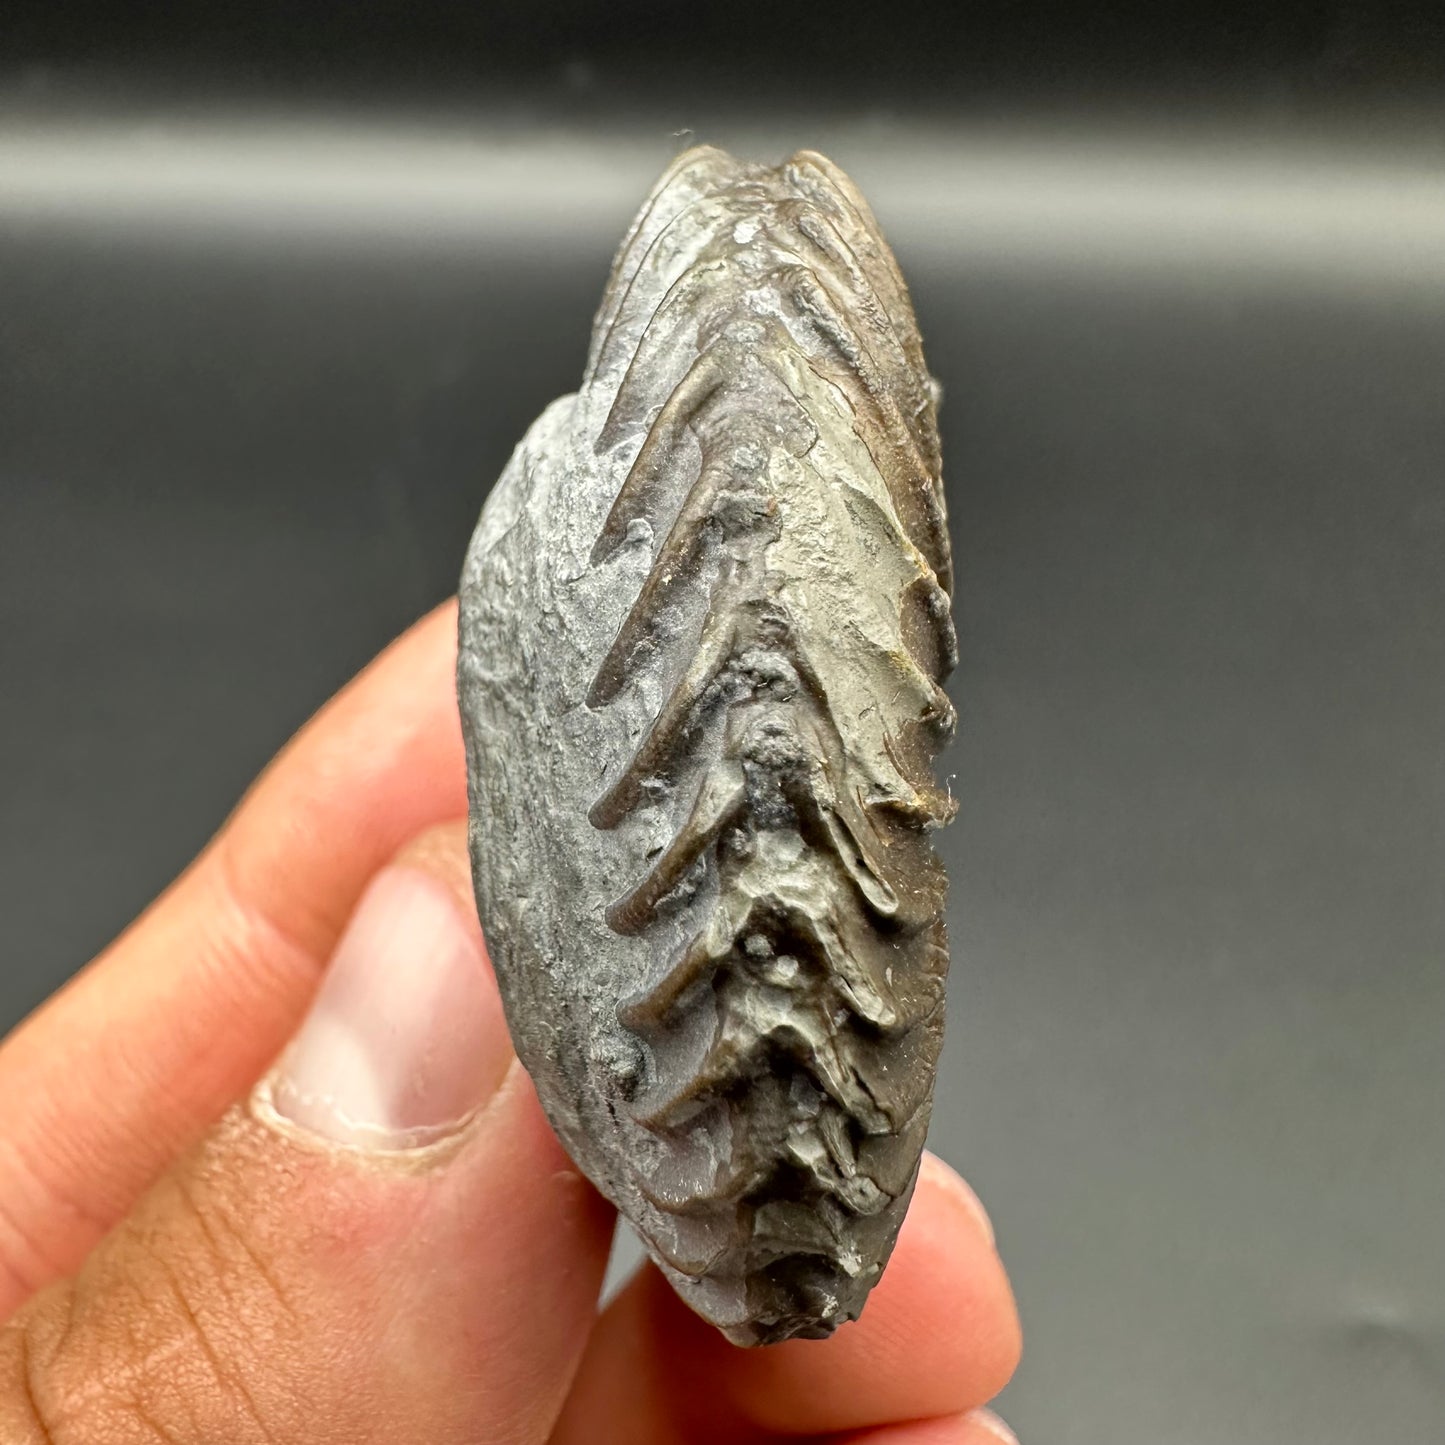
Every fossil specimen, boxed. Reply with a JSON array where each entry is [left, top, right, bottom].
[[458, 146, 957, 1344]]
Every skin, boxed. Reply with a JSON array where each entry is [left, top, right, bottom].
[[0, 600, 1021, 1444]]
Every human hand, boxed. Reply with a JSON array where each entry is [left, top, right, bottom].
[[0, 601, 1021, 1444]]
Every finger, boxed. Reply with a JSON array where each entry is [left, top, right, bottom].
[[827, 1408, 1020, 1445], [0, 600, 466, 1314], [1, 822, 616, 1445], [550, 1153, 1020, 1445]]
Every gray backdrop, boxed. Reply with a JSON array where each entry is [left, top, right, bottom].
[[3, 88, 1443, 1443]]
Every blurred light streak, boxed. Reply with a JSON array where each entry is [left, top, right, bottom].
[[1, 118, 1443, 290]]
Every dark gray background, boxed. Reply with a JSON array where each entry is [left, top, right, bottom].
[[3, 4, 1444, 1440]]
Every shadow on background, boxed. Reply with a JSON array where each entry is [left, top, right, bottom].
[[2, 4, 1443, 1441]]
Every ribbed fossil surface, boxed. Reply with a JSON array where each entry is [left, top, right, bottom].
[[458, 146, 957, 1344]]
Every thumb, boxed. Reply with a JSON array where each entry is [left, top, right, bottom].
[[1, 822, 614, 1445]]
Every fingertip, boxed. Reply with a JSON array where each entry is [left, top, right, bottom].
[[919, 1150, 995, 1247], [966, 1407, 1021, 1445], [723, 1161, 1020, 1432], [866, 1162, 1023, 1403], [830, 1407, 1021, 1445], [580, 1155, 1021, 1440], [223, 597, 468, 960]]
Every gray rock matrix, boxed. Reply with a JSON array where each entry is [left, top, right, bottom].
[[458, 146, 957, 1344]]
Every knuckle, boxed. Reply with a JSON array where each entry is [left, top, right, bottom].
[[1, 1292, 77, 1445], [119, 1171, 295, 1440], [0, 1169, 299, 1445], [164, 1163, 299, 1329]]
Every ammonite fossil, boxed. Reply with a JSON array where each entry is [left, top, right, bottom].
[[458, 146, 957, 1344]]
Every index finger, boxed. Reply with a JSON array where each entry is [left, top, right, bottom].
[[0, 599, 467, 1314]]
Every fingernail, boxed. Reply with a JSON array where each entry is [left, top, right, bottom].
[[263, 866, 510, 1150], [969, 1407, 1019, 1445], [922, 1152, 996, 1247]]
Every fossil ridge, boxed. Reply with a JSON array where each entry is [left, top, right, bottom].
[[458, 146, 957, 1344]]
